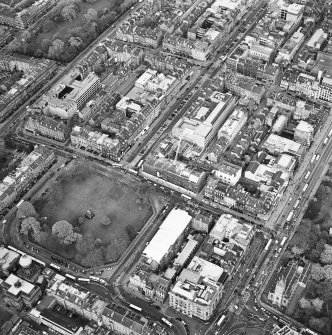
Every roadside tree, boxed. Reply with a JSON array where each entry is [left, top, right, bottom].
[[17, 201, 37, 219]]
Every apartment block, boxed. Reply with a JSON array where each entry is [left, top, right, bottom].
[[70, 126, 121, 161], [0, 53, 57, 122], [25, 112, 71, 142], [168, 268, 222, 321], [0, 146, 55, 213], [0, 0, 56, 29]]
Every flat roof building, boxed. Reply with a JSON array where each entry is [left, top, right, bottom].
[[142, 209, 192, 270]]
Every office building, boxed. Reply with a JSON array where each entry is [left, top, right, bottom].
[[1, 274, 42, 310], [168, 268, 222, 321], [40, 69, 100, 119]]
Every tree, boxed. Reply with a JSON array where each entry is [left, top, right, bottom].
[[48, 39, 65, 59], [311, 263, 325, 281], [299, 297, 312, 309], [323, 264, 332, 280], [82, 247, 105, 267], [17, 201, 37, 219], [75, 233, 95, 255], [61, 5, 77, 21], [309, 317, 331, 335], [105, 233, 128, 262], [311, 297, 324, 312], [84, 8, 98, 22], [101, 215, 111, 226], [291, 245, 305, 255], [20, 217, 41, 241], [68, 36, 83, 49], [41, 38, 52, 53], [320, 244, 332, 264], [52, 220, 78, 245], [21, 30, 32, 43]]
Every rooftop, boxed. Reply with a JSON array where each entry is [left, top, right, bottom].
[[143, 209, 192, 265]]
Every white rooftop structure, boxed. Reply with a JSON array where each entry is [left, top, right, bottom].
[[295, 120, 314, 133], [187, 256, 224, 282], [0, 246, 20, 274], [143, 209, 192, 265], [262, 133, 302, 155], [5, 274, 35, 296]]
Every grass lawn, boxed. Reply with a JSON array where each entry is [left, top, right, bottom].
[[33, 162, 152, 266]]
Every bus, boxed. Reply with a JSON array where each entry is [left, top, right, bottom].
[[137, 160, 144, 169], [112, 163, 122, 168], [16, 200, 24, 208], [310, 155, 316, 164], [304, 171, 311, 180], [264, 239, 272, 252], [328, 129, 332, 138], [31, 256, 46, 267], [280, 236, 287, 247], [181, 194, 191, 201], [129, 304, 142, 312], [293, 200, 300, 208], [7, 245, 20, 253], [303, 183, 309, 192], [217, 315, 226, 327], [161, 317, 173, 328], [323, 137, 328, 145], [90, 276, 100, 282], [65, 274, 76, 281], [77, 278, 91, 283], [50, 263, 61, 271], [286, 211, 294, 223], [128, 168, 138, 175], [305, 328, 319, 335]]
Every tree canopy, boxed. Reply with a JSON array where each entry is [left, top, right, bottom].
[[52, 220, 80, 245]]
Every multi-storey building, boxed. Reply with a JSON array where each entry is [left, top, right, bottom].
[[214, 161, 242, 186], [168, 268, 223, 321], [25, 112, 71, 142], [1, 274, 42, 310], [0, 146, 55, 213], [39, 69, 101, 119], [70, 126, 121, 161], [0, 53, 57, 122], [46, 275, 167, 335], [0, 246, 20, 277], [172, 92, 236, 149], [142, 209, 192, 271], [0, 0, 56, 29], [224, 73, 266, 103]]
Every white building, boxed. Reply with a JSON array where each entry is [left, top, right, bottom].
[[279, 3, 304, 23], [214, 161, 242, 186], [142, 209, 192, 270], [276, 28, 305, 63], [294, 121, 314, 145], [0, 246, 20, 276], [168, 269, 222, 321], [210, 214, 254, 251], [262, 133, 303, 156], [307, 28, 328, 50], [187, 256, 224, 282], [217, 108, 247, 145], [40, 70, 100, 119], [172, 92, 236, 148]]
